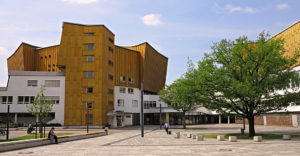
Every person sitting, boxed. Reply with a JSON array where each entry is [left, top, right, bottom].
[[48, 127, 58, 144], [27, 123, 35, 134]]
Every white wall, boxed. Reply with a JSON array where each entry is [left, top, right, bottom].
[[0, 74, 65, 125]]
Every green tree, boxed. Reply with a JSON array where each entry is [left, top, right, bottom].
[[192, 33, 300, 137], [159, 58, 198, 129], [26, 85, 54, 138]]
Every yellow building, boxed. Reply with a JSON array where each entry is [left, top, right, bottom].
[[7, 22, 168, 126]]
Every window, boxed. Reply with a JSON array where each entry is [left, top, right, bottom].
[[53, 64, 55, 67], [108, 89, 113, 94], [144, 101, 157, 109], [119, 87, 126, 93], [117, 99, 124, 106], [49, 55, 51, 58], [24, 96, 29, 104], [85, 32, 95, 36], [18, 96, 24, 104], [1, 96, 13, 104], [17, 96, 35, 104], [87, 102, 93, 109], [128, 77, 134, 84], [87, 87, 93, 94], [109, 37, 114, 43], [87, 56, 94, 62], [48, 65, 51, 68], [30, 96, 35, 104], [108, 101, 113, 105], [41, 56, 43, 60], [132, 100, 138, 107], [108, 46, 114, 53], [120, 76, 126, 83], [46, 96, 60, 104], [128, 88, 134, 94], [45, 56, 47, 59], [108, 74, 113, 80], [87, 71, 94, 78], [87, 43, 94, 50], [108, 60, 113, 67], [27, 80, 38, 87], [45, 80, 60, 87]]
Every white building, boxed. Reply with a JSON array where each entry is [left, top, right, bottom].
[[0, 71, 65, 125]]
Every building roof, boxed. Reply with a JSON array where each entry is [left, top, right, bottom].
[[63, 21, 115, 36], [9, 71, 65, 76]]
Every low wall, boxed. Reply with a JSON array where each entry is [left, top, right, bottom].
[[236, 114, 296, 127], [0, 132, 105, 153]]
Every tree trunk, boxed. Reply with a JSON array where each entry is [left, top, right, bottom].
[[38, 114, 43, 138], [247, 116, 255, 137], [182, 112, 186, 129]]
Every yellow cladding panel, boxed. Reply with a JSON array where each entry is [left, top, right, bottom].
[[272, 21, 300, 65], [36, 45, 60, 72], [58, 23, 115, 126]]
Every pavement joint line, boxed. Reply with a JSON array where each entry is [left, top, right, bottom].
[[102, 128, 159, 146]]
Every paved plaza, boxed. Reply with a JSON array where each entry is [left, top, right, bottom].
[[1, 124, 300, 156]]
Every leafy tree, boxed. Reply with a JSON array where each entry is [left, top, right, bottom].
[[159, 59, 198, 129], [192, 33, 300, 137], [26, 85, 54, 138]]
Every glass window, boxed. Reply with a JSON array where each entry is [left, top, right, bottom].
[[108, 46, 114, 53], [87, 102, 93, 109], [24, 96, 29, 104], [132, 100, 138, 107], [87, 43, 94, 50], [30, 96, 35, 104], [87, 71, 94, 78], [8, 96, 13, 104], [1, 96, 7, 104], [45, 80, 60, 87], [18, 96, 24, 104], [109, 37, 114, 43], [128, 88, 134, 94], [28, 80, 38, 87], [86, 33, 95, 36], [108, 89, 113, 94], [117, 99, 124, 106], [108, 101, 113, 105], [119, 87, 126, 93], [120, 76, 126, 83], [108, 74, 113, 80], [108, 60, 113, 67], [87, 87, 93, 94], [128, 77, 134, 84], [87, 56, 94, 62]]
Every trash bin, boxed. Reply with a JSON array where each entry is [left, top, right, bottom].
[[241, 128, 245, 135], [105, 127, 109, 135]]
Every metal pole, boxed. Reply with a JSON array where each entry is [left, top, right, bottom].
[[243, 118, 245, 129], [160, 103, 162, 129], [141, 83, 144, 137], [87, 105, 89, 133], [6, 105, 10, 140]]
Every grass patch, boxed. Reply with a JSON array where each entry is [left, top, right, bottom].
[[0, 133, 74, 142], [195, 133, 300, 140], [170, 127, 207, 130]]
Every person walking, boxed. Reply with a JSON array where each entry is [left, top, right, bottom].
[[164, 122, 170, 134], [48, 127, 58, 144]]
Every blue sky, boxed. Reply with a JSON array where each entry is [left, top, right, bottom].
[[0, 0, 299, 86]]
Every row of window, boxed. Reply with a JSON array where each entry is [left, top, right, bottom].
[[85, 100, 113, 109], [86, 87, 114, 95], [120, 76, 134, 84], [84, 32, 114, 44], [117, 99, 138, 107], [41, 55, 52, 59], [119, 87, 134, 94], [1, 96, 60, 104], [27, 80, 60, 87], [144, 101, 157, 109], [85, 43, 114, 53]]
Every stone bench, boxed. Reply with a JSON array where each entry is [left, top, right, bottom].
[[175, 132, 180, 139], [217, 135, 224, 141], [253, 136, 262, 142], [283, 135, 291, 140], [228, 136, 237, 142], [192, 135, 197, 139], [197, 135, 204, 141], [186, 133, 192, 138]]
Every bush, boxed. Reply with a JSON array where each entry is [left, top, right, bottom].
[[46, 123, 62, 127]]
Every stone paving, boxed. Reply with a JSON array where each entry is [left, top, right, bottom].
[[1, 124, 300, 156]]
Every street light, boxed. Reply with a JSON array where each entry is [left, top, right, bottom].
[[140, 83, 144, 137], [159, 102, 162, 129]]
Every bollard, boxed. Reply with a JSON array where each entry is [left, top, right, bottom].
[[217, 135, 224, 141], [283, 135, 291, 140], [197, 135, 204, 141], [187, 133, 192, 138], [229, 136, 237, 142], [105, 127, 108, 135], [192, 135, 197, 139], [175, 132, 180, 139], [253, 136, 262, 142]]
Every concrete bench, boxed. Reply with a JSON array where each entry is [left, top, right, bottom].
[[228, 136, 237, 142], [217, 135, 224, 141], [283, 135, 291, 140], [192, 135, 197, 139], [197, 135, 204, 141], [253, 136, 262, 142], [187, 134, 192, 138]]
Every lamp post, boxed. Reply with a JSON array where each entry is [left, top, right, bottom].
[[141, 83, 144, 137], [159, 103, 162, 129], [86, 105, 89, 133], [6, 105, 10, 140]]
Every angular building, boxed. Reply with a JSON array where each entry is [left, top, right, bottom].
[[5, 22, 168, 127]]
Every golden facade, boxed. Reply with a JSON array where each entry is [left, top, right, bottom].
[[6, 22, 168, 126]]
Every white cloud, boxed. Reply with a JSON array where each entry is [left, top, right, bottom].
[[225, 4, 255, 14], [0, 46, 8, 56], [141, 14, 162, 26], [225, 4, 242, 13], [277, 3, 288, 10], [245, 7, 255, 14], [60, 0, 100, 4]]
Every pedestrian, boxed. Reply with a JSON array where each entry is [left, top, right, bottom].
[[48, 127, 58, 144], [164, 122, 170, 134]]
